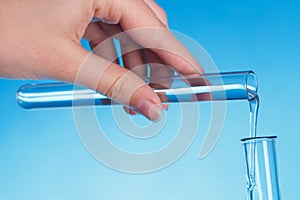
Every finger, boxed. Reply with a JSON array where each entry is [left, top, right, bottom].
[[145, 49, 172, 108], [83, 23, 118, 63], [121, 51, 147, 116], [96, 61, 165, 122], [120, 39, 147, 78], [143, 0, 168, 27], [84, 23, 107, 49], [123, 106, 139, 115], [121, 47, 147, 115], [94, 0, 204, 75], [98, 22, 147, 114], [146, 49, 174, 78], [52, 41, 164, 121], [97, 22, 147, 77]]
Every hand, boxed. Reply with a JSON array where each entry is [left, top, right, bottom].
[[0, 0, 204, 121]]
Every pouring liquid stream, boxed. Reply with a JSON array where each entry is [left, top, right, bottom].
[[247, 95, 260, 199]]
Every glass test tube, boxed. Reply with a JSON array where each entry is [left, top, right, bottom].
[[16, 71, 257, 109], [241, 136, 281, 200]]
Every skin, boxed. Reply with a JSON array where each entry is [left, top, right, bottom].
[[0, 0, 204, 121]]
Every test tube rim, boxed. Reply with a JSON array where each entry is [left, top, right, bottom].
[[245, 70, 258, 100], [240, 135, 277, 143]]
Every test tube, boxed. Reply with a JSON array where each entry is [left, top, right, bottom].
[[241, 136, 281, 200], [16, 71, 257, 109]]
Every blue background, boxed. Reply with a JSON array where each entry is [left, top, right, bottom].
[[0, 0, 299, 199]]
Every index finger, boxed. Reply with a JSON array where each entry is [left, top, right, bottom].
[[94, 0, 204, 75]]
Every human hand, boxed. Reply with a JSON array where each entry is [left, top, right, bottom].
[[0, 0, 203, 121]]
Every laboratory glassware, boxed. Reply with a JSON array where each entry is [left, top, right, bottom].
[[16, 71, 257, 109], [241, 136, 281, 200]]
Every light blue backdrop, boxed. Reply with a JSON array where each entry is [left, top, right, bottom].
[[0, 0, 299, 199]]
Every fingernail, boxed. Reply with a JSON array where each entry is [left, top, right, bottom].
[[138, 100, 163, 122], [149, 104, 163, 122]]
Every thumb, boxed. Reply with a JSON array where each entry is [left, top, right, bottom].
[[53, 42, 164, 121]]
